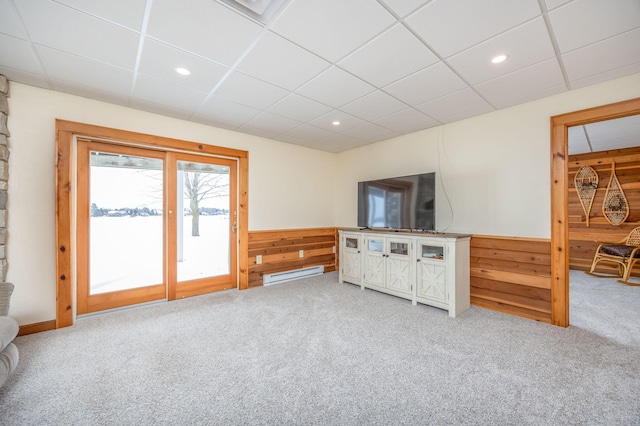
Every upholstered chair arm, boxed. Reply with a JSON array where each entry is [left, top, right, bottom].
[[0, 282, 14, 316]]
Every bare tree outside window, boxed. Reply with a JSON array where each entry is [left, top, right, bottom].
[[183, 171, 229, 237]]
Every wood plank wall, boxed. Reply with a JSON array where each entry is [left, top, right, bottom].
[[247, 228, 338, 288], [470, 235, 552, 323], [568, 146, 640, 277], [247, 229, 554, 324]]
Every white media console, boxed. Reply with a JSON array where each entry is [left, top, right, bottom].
[[338, 229, 471, 317]]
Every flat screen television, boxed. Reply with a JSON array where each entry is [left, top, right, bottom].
[[357, 172, 436, 231]]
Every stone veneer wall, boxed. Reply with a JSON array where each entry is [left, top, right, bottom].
[[0, 75, 9, 281]]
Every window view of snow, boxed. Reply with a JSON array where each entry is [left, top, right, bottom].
[[89, 153, 230, 295]]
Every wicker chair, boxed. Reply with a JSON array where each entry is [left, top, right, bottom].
[[588, 226, 640, 285]]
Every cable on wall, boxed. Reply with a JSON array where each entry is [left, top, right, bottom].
[[436, 125, 455, 232]]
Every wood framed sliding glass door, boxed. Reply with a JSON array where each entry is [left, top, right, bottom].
[[167, 152, 237, 299], [76, 140, 237, 314]]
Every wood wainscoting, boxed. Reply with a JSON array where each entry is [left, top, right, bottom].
[[470, 235, 552, 323], [568, 146, 640, 277], [248, 228, 338, 288]]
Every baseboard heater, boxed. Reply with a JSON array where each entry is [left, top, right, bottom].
[[263, 265, 324, 286]]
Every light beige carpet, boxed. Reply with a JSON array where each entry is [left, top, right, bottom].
[[1, 271, 638, 425]]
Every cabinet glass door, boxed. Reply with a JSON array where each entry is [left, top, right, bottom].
[[364, 237, 385, 288], [345, 237, 359, 249], [421, 244, 444, 260], [386, 238, 412, 295]]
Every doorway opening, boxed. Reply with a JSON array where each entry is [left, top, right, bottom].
[[550, 97, 640, 327]]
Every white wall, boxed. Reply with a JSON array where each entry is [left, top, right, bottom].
[[6, 73, 640, 325], [335, 73, 640, 237], [6, 83, 336, 324]]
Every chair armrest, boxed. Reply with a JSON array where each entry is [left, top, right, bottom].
[[0, 282, 14, 316]]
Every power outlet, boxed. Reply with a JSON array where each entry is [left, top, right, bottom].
[[256, 255, 262, 264], [299, 250, 304, 258]]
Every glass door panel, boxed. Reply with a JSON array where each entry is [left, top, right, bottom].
[[176, 160, 230, 282], [169, 153, 237, 299], [89, 152, 164, 294], [77, 142, 167, 314]]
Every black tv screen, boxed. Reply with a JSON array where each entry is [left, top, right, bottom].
[[357, 172, 436, 231]]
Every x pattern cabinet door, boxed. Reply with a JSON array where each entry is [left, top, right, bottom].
[[343, 249, 361, 282], [417, 262, 446, 303], [386, 256, 412, 295]]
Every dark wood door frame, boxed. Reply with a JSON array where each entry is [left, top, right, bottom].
[[550, 97, 640, 327]]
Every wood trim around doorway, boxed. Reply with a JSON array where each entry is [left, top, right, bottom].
[[55, 120, 249, 329], [550, 97, 640, 327]]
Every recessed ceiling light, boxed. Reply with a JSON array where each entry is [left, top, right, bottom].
[[175, 67, 191, 76], [491, 54, 508, 64], [332, 121, 341, 126]]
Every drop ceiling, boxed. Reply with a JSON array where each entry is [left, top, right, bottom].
[[1, 0, 639, 153], [568, 114, 640, 155]]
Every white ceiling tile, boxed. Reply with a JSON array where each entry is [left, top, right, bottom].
[[319, 137, 367, 153], [384, 62, 467, 105], [54, 0, 147, 31], [0, 33, 44, 75], [416, 88, 494, 123], [570, 63, 640, 90], [584, 115, 640, 152], [240, 111, 302, 135], [146, 0, 262, 66], [272, 133, 308, 146], [309, 110, 367, 132], [447, 18, 555, 84], [132, 75, 208, 112], [214, 71, 289, 110], [130, 98, 193, 120], [340, 90, 409, 121], [380, 0, 431, 18], [339, 24, 439, 88], [190, 115, 238, 131], [568, 125, 590, 154], [50, 79, 130, 107], [36, 45, 133, 96], [283, 124, 338, 141], [235, 126, 279, 139], [0, 66, 49, 89], [563, 28, 640, 85], [267, 93, 333, 122], [317, 132, 364, 148], [475, 58, 567, 109], [14, 0, 139, 69], [340, 122, 400, 142], [406, 0, 541, 57], [236, 31, 330, 91], [544, 0, 572, 10], [0, 0, 28, 38], [271, 0, 396, 62], [549, 0, 640, 53], [568, 141, 591, 155], [196, 96, 261, 127], [297, 67, 376, 108], [374, 108, 440, 133], [138, 39, 229, 93]]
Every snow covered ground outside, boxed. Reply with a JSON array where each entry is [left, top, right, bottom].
[[90, 215, 230, 294]]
